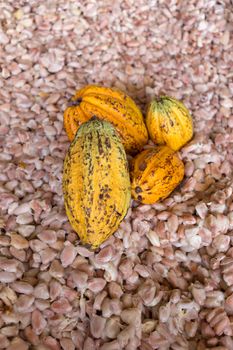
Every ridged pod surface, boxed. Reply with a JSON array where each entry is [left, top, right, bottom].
[[63, 118, 131, 249], [131, 146, 184, 204], [146, 96, 193, 151], [64, 85, 148, 153]]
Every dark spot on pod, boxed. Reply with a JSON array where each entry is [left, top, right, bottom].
[[169, 119, 174, 126], [137, 195, 142, 201], [105, 137, 111, 148], [163, 175, 172, 181], [68, 97, 82, 107], [97, 131, 104, 155], [90, 115, 99, 121], [99, 194, 103, 199], [139, 161, 147, 171], [135, 186, 142, 193]]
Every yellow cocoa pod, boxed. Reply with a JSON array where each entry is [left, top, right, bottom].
[[64, 85, 148, 154], [146, 96, 193, 151], [63, 118, 131, 249], [131, 146, 184, 204]]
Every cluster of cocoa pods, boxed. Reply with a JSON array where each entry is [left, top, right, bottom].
[[62, 85, 193, 248]]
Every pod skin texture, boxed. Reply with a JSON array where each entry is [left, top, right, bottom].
[[146, 96, 193, 151], [63, 118, 131, 249], [64, 85, 148, 154], [131, 146, 184, 205]]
